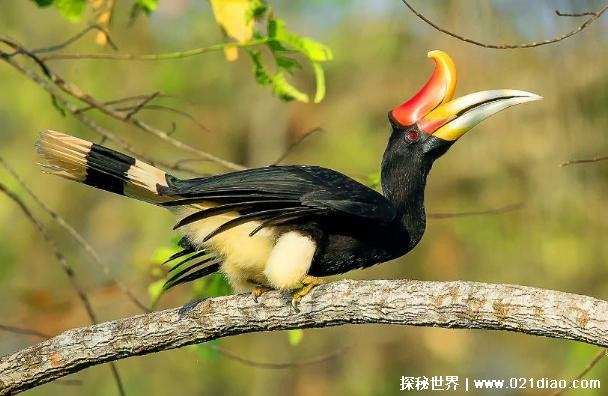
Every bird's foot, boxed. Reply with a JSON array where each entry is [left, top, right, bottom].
[[251, 285, 272, 303], [291, 276, 324, 311]]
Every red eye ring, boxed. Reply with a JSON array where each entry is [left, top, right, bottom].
[[407, 130, 420, 142]]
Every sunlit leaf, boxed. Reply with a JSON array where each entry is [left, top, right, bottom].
[[191, 339, 220, 361], [366, 171, 381, 190], [150, 246, 182, 265], [248, 49, 309, 102], [95, 10, 111, 46], [287, 329, 304, 346], [271, 72, 309, 102], [210, 0, 254, 61], [135, 0, 158, 13], [268, 17, 333, 62], [312, 62, 326, 103], [147, 279, 165, 303], [54, 0, 86, 21]]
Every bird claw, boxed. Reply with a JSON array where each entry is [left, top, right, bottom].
[[251, 286, 272, 303], [290, 276, 324, 312]]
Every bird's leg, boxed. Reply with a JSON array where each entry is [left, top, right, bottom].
[[291, 275, 325, 310], [251, 284, 273, 303]]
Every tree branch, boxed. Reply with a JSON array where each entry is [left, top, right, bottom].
[[560, 155, 608, 167], [400, 0, 608, 49], [1, 279, 607, 394]]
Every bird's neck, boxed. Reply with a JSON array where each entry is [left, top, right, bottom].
[[381, 145, 430, 248]]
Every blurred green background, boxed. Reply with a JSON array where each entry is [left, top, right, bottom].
[[0, 1, 607, 395]]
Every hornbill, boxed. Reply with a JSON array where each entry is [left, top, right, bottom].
[[36, 50, 540, 308]]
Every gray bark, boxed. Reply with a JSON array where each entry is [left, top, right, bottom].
[[1, 279, 607, 395]]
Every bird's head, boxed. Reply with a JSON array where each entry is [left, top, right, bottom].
[[387, 50, 541, 161]]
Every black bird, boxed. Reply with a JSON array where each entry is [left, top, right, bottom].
[[36, 50, 540, 307]]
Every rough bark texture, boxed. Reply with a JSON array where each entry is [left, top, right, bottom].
[[1, 279, 607, 394]]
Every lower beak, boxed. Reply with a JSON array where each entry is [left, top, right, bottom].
[[418, 90, 542, 141]]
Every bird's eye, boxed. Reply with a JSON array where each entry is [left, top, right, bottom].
[[407, 130, 420, 142]]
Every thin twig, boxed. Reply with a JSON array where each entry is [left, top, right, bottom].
[[1, 33, 245, 171], [0, 182, 126, 396], [75, 93, 182, 113], [116, 104, 210, 133], [41, 38, 270, 61], [428, 203, 523, 219], [213, 345, 348, 369], [560, 155, 608, 167], [0, 323, 50, 339], [125, 91, 159, 119], [0, 156, 149, 312], [0, 50, 204, 175], [400, 0, 608, 49], [547, 349, 606, 396], [556, 10, 596, 17], [32, 24, 118, 53], [272, 127, 324, 165]]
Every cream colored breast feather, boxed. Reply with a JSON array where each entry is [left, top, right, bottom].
[[174, 206, 316, 292]]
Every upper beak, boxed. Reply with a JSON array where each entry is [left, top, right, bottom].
[[418, 90, 542, 141], [391, 50, 542, 141]]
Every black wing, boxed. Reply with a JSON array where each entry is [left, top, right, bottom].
[[160, 165, 397, 238]]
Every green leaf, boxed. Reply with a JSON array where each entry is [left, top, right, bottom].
[[191, 339, 220, 362], [366, 171, 381, 190], [150, 245, 182, 265], [247, 0, 267, 22], [203, 274, 232, 297], [248, 50, 272, 86], [268, 18, 333, 62], [311, 62, 326, 103], [270, 72, 309, 103], [276, 55, 302, 74], [54, 0, 86, 22], [136, 0, 158, 13], [32, 0, 54, 7], [287, 329, 304, 346], [147, 279, 165, 304], [247, 50, 309, 103]]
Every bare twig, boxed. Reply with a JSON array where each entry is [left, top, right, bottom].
[[116, 104, 210, 133], [213, 345, 348, 369], [556, 10, 597, 17], [428, 203, 523, 219], [0, 33, 245, 172], [0, 50, 205, 175], [548, 349, 607, 396], [124, 91, 159, 119], [31, 24, 118, 53], [400, 0, 608, 49], [0, 182, 126, 396], [1, 279, 607, 394], [41, 38, 269, 61], [272, 127, 324, 165], [75, 93, 185, 113], [560, 155, 608, 167], [0, 156, 149, 312], [0, 323, 50, 339]]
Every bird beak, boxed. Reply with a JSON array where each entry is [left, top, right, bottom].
[[418, 90, 542, 141], [391, 50, 542, 142]]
